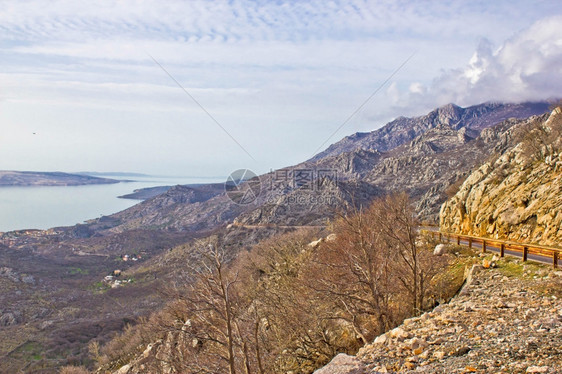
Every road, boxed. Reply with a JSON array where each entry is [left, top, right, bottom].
[[437, 233, 561, 269]]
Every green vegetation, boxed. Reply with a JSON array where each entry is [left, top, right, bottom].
[[68, 267, 89, 276]]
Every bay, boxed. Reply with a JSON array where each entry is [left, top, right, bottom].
[[0, 175, 225, 232]]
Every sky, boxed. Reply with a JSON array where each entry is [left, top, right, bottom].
[[1, 0, 561, 177]]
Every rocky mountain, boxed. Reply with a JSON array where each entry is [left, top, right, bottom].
[[310, 102, 550, 161], [264, 102, 552, 223], [440, 107, 562, 245], [0, 171, 119, 186], [78, 101, 551, 234]]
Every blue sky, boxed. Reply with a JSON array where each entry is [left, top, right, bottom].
[[1, 0, 561, 176]]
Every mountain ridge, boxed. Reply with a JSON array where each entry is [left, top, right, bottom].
[[73, 100, 552, 236], [310, 101, 550, 161]]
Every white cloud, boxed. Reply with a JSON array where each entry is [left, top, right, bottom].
[[397, 15, 562, 111]]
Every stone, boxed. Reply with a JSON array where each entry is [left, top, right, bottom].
[[325, 233, 337, 242], [115, 364, 131, 374], [389, 327, 410, 341], [433, 351, 446, 359], [406, 337, 427, 350], [433, 244, 446, 256], [344, 266, 562, 374], [313, 353, 365, 374], [526, 366, 549, 373], [21, 275, 35, 284], [374, 334, 387, 344], [142, 344, 153, 358], [308, 239, 323, 248], [452, 346, 470, 356], [403, 362, 416, 370], [0, 313, 18, 326]]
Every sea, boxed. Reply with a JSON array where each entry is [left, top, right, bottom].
[[0, 175, 225, 232]]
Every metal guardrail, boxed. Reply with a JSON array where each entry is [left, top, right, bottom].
[[427, 230, 561, 269]]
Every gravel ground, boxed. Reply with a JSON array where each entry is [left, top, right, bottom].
[[316, 260, 562, 374]]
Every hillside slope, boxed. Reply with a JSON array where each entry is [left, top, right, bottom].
[[316, 261, 562, 373], [440, 107, 562, 245]]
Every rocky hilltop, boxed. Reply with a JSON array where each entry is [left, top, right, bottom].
[[316, 261, 562, 373], [440, 107, 562, 245]]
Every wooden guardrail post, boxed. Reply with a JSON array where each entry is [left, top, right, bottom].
[[468, 237, 472, 250], [457, 235, 460, 245], [500, 243, 505, 257], [554, 252, 559, 269], [523, 246, 528, 262], [482, 240, 486, 253]]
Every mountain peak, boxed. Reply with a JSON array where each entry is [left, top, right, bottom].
[[310, 101, 550, 161]]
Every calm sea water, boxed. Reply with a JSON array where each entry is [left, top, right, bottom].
[[0, 175, 225, 232]]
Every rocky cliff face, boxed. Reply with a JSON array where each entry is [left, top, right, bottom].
[[440, 107, 562, 245]]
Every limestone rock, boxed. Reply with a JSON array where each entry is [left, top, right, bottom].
[[313, 354, 365, 374], [373, 334, 387, 345], [433, 244, 446, 256], [441, 108, 562, 245], [319, 266, 562, 374], [526, 366, 549, 373], [389, 327, 410, 341]]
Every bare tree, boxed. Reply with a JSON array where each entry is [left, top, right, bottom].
[[312, 192, 445, 345], [310, 203, 395, 341]]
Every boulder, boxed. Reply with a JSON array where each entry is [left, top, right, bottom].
[[308, 239, 323, 248], [433, 244, 446, 256], [389, 327, 410, 341], [374, 334, 387, 344], [406, 337, 428, 351], [526, 366, 549, 373], [313, 353, 365, 374], [325, 233, 337, 242]]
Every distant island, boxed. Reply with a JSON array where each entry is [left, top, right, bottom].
[[76, 171, 150, 178], [0, 171, 120, 186]]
